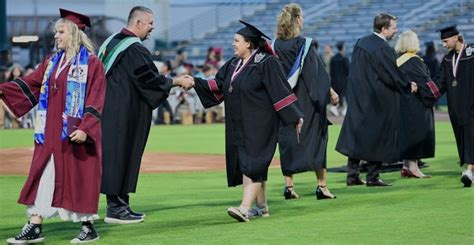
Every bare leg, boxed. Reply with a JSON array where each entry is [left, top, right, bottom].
[[255, 181, 267, 208], [283, 175, 299, 199], [315, 169, 335, 198], [30, 215, 43, 224], [240, 175, 261, 211], [284, 175, 294, 188]]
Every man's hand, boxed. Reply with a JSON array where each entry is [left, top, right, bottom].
[[410, 82, 418, 93], [173, 75, 195, 90], [69, 130, 87, 144], [330, 88, 339, 105]]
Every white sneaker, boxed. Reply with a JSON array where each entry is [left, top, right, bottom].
[[460, 171, 472, 187], [329, 106, 339, 116]]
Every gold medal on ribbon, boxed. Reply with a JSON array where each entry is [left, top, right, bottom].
[[452, 80, 457, 87]]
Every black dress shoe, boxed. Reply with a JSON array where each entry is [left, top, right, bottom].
[[346, 178, 366, 186], [315, 186, 336, 200], [366, 179, 392, 187]]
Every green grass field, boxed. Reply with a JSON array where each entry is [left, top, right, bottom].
[[0, 122, 472, 244]]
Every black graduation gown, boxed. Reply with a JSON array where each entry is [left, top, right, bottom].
[[274, 37, 331, 175], [429, 44, 474, 165], [336, 34, 410, 162], [330, 52, 350, 96], [422, 54, 439, 80], [193, 50, 303, 187], [398, 56, 435, 159], [101, 31, 172, 195]]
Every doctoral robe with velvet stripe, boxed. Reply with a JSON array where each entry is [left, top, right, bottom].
[[0, 54, 106, 214], [425, 44, 474, 165], [398, 55, 435, 159], [100, 30, 173, 195], [274, 37, 331, 175], [336, 34, 411, 162], [193, 51, 303, 187]]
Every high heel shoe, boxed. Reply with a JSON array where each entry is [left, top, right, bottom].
[[315, 186, 336, 200], [400, 168, 431, 178], [283, 186, 299, 199]]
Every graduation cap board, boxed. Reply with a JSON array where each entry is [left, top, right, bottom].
[[236, 20, 271, 40], [59, 8, 91, 30], [437, 24, 459, 39]]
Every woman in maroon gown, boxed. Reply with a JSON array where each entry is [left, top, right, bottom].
[[0, 9, 105, 244]]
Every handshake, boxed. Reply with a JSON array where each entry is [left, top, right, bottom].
[[172, 75, 195, 90]]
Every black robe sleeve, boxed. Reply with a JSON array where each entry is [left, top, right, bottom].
[[193, 59, 230, 108], [126, 44, 172, 109], [374, 46, 411, 93], [401, 57, 438, 108], [301, 42, 331, 112], [261, 56, 303, 126]]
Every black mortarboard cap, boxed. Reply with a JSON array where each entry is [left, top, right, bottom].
[[59, 8, 91, 30], [437, 24, 459, 39], [236, 20, 271, 40]]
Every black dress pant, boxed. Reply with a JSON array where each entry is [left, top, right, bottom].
[[106, 194, 130, 215], [347, 157, 382, 182]]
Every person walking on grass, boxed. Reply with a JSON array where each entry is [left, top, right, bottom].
[[419, 24, 474, 187], [1, 9, 105, 243], [192, 20, 303, 222], [98, 6, 194, 224], [273, 3, 338, 200]]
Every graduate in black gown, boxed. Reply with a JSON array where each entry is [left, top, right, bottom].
[[330, 41, 350, 116], [193, 20, 303, 222], [394, 30, 435, 178], [336, 13, 414, 187], [99, 6, 194, 224], [421, 25, 474, 187], [273, 3, 337, 200]]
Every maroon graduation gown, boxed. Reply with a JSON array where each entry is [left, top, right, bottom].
[[0, 54, 106, 214]]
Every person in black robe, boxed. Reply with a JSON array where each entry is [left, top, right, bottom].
[[99, 6, 194, 224], [193, 20, 303, 222], [330, 41, 350, 116], [395, 30, 435, 178], [421, 25, 474, 187], [336, 13, 414, 187], [423, 41, 440, 81], [273, 3, 337, 200]]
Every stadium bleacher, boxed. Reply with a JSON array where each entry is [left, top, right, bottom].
[[172, 0, 474, 64]]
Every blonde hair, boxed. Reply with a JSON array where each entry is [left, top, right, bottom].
[[275, 3, 302, 40], [54, 18, 94, 59], [395, 30, 420, 54]]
